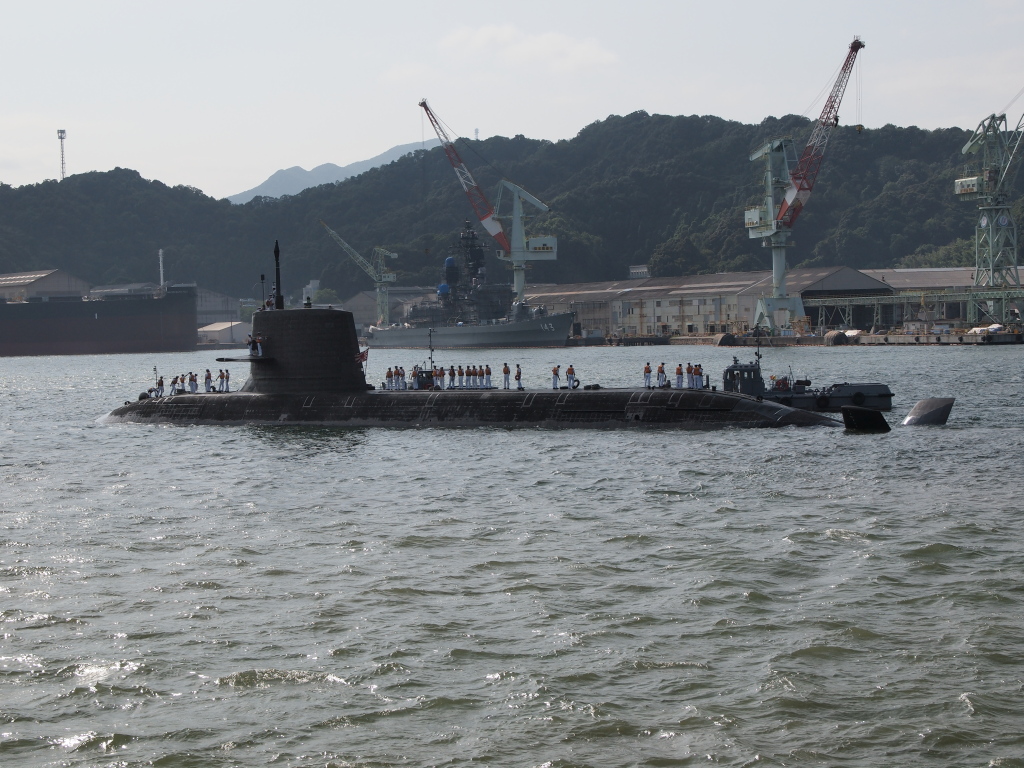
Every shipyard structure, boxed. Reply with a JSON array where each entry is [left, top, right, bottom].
[[518, 266, 1021, 341]]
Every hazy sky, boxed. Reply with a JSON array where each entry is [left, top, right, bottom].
[[2, 0, 1022, 200]]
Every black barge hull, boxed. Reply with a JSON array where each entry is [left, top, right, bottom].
[[0, 287, 197, 357]]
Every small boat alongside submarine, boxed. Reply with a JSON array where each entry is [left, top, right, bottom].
[[105, 306, 839, 430], [721, 354, 893, 412]]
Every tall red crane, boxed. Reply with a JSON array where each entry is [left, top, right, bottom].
[[744, 36, 865, 332], [776, 36, 866, 226], [419, 99, 511, 253]]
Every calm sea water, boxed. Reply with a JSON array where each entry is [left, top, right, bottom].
[[2, 343, 1023, 767]]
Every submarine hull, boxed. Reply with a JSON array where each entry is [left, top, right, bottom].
[[106, 388, 838, 429], [105, 307, 838, 429]]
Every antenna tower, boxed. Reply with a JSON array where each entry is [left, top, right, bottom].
[[57, 129, 67, 180]]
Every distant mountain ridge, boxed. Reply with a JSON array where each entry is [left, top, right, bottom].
[[227, 139, 440, 203], [0, 111, 1002, 301]]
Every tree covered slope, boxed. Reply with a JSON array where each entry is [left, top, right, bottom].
[[2, 111, 1014, 300]]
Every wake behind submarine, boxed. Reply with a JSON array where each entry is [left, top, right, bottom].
[[106, 305, 838, 429]]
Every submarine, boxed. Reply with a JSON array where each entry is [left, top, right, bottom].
[[104, 243, 838, 430], [105, 305, 838, 429]]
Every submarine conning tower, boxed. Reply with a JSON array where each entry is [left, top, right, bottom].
[[245, 308, 367, 394]]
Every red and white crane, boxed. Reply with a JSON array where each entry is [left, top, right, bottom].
[[745, 36, 865, 331], [419, 99, 558, 303], [419, 99, 511, 253], [777, 37, 866, 226]]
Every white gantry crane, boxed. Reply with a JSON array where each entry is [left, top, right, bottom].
[[955, 111, 1024, 307], [745, 36, 865, 332], [494, 180, 558, 304], [419, 99, 556, 304], [319, 220, 397, 325]]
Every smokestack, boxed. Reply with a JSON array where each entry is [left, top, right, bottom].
[[274, 241, 284, 310]]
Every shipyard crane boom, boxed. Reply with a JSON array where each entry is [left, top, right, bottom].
[[959, 111, 1024, 201], [419, 99, 511, 253], [777, 36, 866, 226], [319, 221, 397, 326], [954, 109, 1024, 320], [744, 36, 865, 332]]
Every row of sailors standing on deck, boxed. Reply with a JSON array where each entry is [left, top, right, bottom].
[[643, 362, 707, 389], [385, 364, 517, 390], [550, 365, 577, 389], [152, 369, 230, 397], [384, 366, 408, 389]]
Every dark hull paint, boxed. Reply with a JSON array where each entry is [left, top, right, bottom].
[[761, 384, 894, 412], [106, 388, 840, 429], [0, 289, 197, 357]]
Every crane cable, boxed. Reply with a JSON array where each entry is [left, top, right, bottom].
[[856, 50, 864, 127], [425, 106, 511, 191], [1000, 83, 1024, 117], [800, 59, 844, 119]]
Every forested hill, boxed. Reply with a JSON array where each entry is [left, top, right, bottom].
[[1, 111, 1014, 300]]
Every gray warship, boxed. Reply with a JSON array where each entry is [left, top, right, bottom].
[[365, 222, 572, 349]]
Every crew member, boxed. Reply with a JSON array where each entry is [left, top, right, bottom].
[[458, 365, 465, 389], [449, 365, 456, 389], [643, 363, 652, 388], [693, 363, 703, 389], [224, 369, 231, 392], [675, 364, 684, 389], [686, 363, 694, 388], [551, 365, 561, 389], [502, 363, 511, 389], [566, 364, 576, 388], [657, 363, 666, 387], [386, 367, 394, 390], [515, 364, 523, 390], [205, 369, 213, 392], [484, 364, 492, 388]]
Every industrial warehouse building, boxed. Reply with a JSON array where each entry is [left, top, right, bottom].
[[523, 266, 978, 337], [1, 270, 242, 331], [0, 269, 92, 301]]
